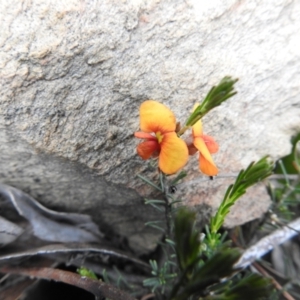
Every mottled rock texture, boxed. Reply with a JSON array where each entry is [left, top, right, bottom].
[[1, 0, 300, 253]]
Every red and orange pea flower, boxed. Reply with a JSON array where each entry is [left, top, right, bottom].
[[186, 119, 219, 176], [134, 100, 219, 176], [134, 100, 188, 175]]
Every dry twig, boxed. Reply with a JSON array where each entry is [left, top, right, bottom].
[[0, 266, 136, 300], [235, 217, 300, 269], [253, 262, 296, 300]]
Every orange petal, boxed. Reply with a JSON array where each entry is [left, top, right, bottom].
[[137, 140, 159, 159], [158, 132, 188, 174], [199, 153, 218, 176], [193, 137, 216, 167], [192, 119, 203, 137], [140, 100, 176, 133], [134, 132, 157, 140], [203, 135, 219, 154]]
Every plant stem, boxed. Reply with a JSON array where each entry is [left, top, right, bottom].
[[160, 172, 172, 238], [253, 262, 296, 300], [177, 125, 190, 137]]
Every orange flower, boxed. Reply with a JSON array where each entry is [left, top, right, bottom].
[[134, 100, 188, 174], [187, 119, 219, 176]]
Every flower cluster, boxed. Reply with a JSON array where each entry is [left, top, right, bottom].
[[134, 100, 219, 175]]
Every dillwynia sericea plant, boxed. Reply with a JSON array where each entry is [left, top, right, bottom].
[[134, 77, 275, 300]]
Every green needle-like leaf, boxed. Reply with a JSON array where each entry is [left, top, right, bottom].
[[172, 248, 241, 300], [170, 171, 187, 185], [210, 157, 273, 235], [185, 77, 238, 127], [137, 174, 162, 191]]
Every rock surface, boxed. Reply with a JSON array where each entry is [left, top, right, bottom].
[[1, 0, 300, 253]]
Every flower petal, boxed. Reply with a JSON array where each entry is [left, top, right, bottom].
[[203, 135, 219, 154], [140, 100, 176, 133], [192, 119, 203, 137], [199, 153, 218, 176], [137, 140, 160, 159], [134, 132, 157, 140], [159, 132, 188, 174], [193, 137, 216, 167]]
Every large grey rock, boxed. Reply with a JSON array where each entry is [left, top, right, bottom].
[[1, 0, 300, 252]]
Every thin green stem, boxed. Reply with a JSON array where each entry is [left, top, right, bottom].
[[177, 125, 190, 137]]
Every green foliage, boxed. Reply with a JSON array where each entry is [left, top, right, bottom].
[[145, 199, 166, 212], [169, 208, 271, 300], [170, 171, 187, 185], [274, 133, 300, 174], [172, 248, 241, 300], [145, 220, 166, 232], [254, 134, 300, 299], [205, 274, 273, 300], [223, 273, 273, 300], [77, 267, 98, 280], [268, 135, 300, 222], [173, 208, 201, 272], [139, 159, 275, 299], [31, 79, 294, 300], [131, 78, 288, 300], [143, 260, 177, 294], [137, 174, 162, 191], [209, 157, 273, 246], [185, 77, 238, 127]]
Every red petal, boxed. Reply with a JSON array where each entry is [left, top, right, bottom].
[[134, 132, 156, 140], [203, 135, 219, 154], [137, 140, 160, 159]]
